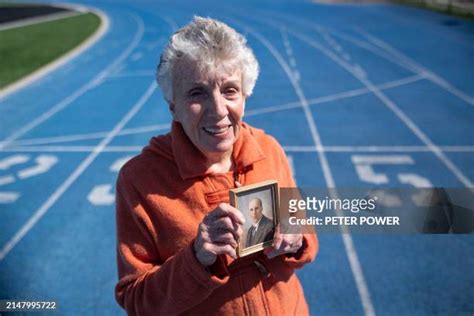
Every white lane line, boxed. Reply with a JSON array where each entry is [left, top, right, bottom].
[[106, 70, 156, 79], [0, 81, 156, 261], [282, 146, 319, 152], [131, 52, 143, 61], [2, 145, 474, 153], [0, 146, 144, 152], [0, 11, 81, 32], [246, 101, 302, 117], [318, 27, 369, 78], [324, 27, 426, 75], [273, 20, 473, 189], [265, 10, 474, 107], [281, 27, 300, 80], [263, 10, 408, 69], [354, 27, 474, 107], [160, 15, 178, 31], [317, 27, 369, 78], [246, 74, 424, 117], [0, 75, 422, 148], [0, 11, 178, 260], [0, 75, 421, 149], [283, 145, 474, 152], [0, 13, 145, 150], [352, 155, 414, 165], [0, 123, 170, 147], [0, 6, 109, 100], [269, 10, 420, 79], [227, 17, 376, 316]]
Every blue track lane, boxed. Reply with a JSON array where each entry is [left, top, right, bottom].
[[0, 0, 473, 314]]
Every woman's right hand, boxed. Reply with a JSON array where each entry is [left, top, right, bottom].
[[193, 203, 245, 267]]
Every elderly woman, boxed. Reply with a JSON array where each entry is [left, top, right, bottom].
[[115, 17, 318, 315]]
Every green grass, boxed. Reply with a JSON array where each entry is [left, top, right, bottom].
[[0, 12, 101, 89]]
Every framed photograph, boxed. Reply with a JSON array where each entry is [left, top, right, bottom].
[[229, 180, 279, 257]]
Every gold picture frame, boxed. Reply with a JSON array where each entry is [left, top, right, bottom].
[[229, 180, 279, 258]]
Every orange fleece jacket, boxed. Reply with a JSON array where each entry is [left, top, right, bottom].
[[115, 121, 318, 315]]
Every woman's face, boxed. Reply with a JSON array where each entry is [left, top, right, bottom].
[[171, 60, 246, 160]]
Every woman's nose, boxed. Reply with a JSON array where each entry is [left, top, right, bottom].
[[208, 91, 228, 118]]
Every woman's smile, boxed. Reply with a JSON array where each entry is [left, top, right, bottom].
[[202, 124, 232, 136], [171, 63, 245, 159]]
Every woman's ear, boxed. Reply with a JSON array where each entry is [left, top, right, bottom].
[[169, 102, 178, 121]]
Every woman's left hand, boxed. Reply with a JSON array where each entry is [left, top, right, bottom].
[[264, 225, 303, 259]]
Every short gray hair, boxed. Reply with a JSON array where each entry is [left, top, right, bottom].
[[156, 16, 259, 102]]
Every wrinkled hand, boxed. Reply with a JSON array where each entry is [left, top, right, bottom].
[[194, 203, 245, 267], [264, 225, 303, 259]]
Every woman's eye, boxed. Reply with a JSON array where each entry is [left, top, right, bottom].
[[225, 88, 238, 96], [189, 90, 203, 97]]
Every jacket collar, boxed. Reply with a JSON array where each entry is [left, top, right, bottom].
[[171, 121, 266, 180]]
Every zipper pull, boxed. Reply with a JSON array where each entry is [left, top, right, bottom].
[[233, 168, 242, 188], [253, 260, 271, 278]]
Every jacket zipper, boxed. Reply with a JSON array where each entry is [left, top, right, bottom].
[[232, 166, 272, 315], [233, 167, 242, 188]]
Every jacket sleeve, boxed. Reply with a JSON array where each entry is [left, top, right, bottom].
[[274, 140, 319, 269], [115, 169, 230, 315]]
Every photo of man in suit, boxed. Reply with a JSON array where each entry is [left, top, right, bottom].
[[246, 198, 274, 248]]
